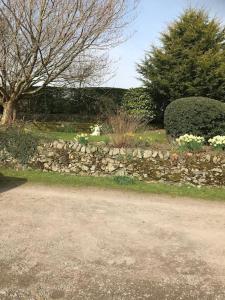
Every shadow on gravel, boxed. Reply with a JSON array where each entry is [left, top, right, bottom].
[[0, 172, 27, 194]]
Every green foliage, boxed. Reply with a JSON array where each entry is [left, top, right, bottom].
[[53, 123, 77, 133], [138, 8, 225, 121], [75, 133, 89, 145], [178, 142, 202, 152], [18, 87, 127, 119], [122, 88, 156, 122], [113, 176, 135, 185], [164, 97, 225, 139], [0, 128, 39, 164]]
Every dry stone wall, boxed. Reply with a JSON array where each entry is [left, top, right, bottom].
[[1, 140, 225, 186]]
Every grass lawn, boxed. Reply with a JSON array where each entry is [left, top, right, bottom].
[[1, 168, 225, 201], [26, 130, 111, 143], [1, 120, 168, 146], [13, 121, 167, 144], [137, 130, 167, 144], [28, 129, 168, 145]]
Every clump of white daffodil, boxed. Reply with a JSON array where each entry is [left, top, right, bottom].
[[74, 133, 89, 145], [176, 134, 205, 151], [208, 136, 225, 150]]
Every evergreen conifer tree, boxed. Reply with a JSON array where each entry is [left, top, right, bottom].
[[138, 8, 225, 121]]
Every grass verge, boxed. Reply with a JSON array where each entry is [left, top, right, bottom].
[[1, 168, 225, 201]]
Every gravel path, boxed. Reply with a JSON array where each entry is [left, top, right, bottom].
[[0, 184, 225, 299]]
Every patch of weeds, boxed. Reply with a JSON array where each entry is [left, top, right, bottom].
[[116, 154, 125, 162], [0, 127, 39, 164], [177, 143, 203, 153], [126, 153, 133, 161], [75, 133, 89, 145], [135, 136, 152, 147], [113, 176, 135, 185]]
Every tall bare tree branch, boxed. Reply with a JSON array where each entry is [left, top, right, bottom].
[[0, 0, 137, 124]]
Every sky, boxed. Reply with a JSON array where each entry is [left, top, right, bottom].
[[105, 0, 225, 89]]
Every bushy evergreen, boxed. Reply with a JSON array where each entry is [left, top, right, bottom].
[[138, 8, 225, 121]]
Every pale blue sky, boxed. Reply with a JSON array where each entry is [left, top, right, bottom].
[[106, 0, 225, 89]]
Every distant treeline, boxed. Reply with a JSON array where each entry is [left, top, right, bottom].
[[17, 86, 127, 120]]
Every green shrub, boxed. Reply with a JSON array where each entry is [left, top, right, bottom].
[[122, 88, 156, 122], [0, 127, 39, 164], [164, 97, 225, 139]]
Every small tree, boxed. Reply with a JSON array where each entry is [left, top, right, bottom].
[[0, 0, 136, 125], [122, 87, 156, 122], [137, 8, 225, 121]]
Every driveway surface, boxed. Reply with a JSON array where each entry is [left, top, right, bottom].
[[0, 184, 225, 299]]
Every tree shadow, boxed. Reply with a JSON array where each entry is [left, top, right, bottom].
[[0, 172, 27, 194]]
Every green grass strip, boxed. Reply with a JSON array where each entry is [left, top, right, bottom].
[[1, 168, 225, 201]]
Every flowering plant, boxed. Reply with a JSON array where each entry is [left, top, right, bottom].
[[90, 124, 102, 136], [176, 134, 205, 151], [75, 133, 89, 145], [126, 132, 135, 137], [208, 136, 225, 150]]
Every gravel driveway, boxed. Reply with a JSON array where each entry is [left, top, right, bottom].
[[0, 184, 225, 299]]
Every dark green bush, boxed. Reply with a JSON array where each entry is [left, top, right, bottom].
[[164, 97, 225, 139], [0, 127, 39, 164]]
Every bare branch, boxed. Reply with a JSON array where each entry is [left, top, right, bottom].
[[0, 0, 137, 124]]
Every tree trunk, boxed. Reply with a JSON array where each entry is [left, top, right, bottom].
[[1, 101, 15, 125]]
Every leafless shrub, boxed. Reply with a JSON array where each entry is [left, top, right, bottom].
[[107, 110, 145, 147]]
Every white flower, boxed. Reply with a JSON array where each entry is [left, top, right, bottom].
[[176, 134, 204, 146], [208, 136, 225, 149]]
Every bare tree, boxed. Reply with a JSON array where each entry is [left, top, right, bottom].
[[0, 0, 136, 125], [57, 52, 112, 88]]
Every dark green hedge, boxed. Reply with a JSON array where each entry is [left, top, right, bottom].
[[17, 87, 126, 119], [164, 97, 225, 139]]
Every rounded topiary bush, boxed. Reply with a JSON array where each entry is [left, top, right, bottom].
[[164, 97, 225, 139]]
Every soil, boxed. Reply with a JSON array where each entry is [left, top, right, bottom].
[[0, 184, 225, 299]]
